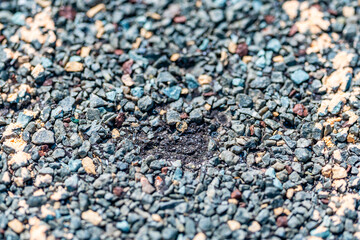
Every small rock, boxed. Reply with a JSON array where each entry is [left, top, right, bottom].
[[198, 75, 212, 85], [141, 177, 155, 194], [291, 69, 309, 84], [32, 128, 55, 145], [294, 148, 311, 162], [116, 220, 130, 233], [64, 62, 83, 72], [248, 221, 261, 233], [267, 39, 281, 52], [138, 96, 154, 112], [8, 219, 24, 233], [332, 165, 347, 179], [81, 210, 102, 225], [227, 220, 241, 231], [82, 157, 96, 175], [193, 232, 206, 240], [293, 104, 308, 117], [219, 150, 240, 165]]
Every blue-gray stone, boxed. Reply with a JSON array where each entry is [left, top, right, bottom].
[[291, 70, 309, 84], [163, 86, 181, 100], [267, 39, 281, 52], [232, 78, 245, 87], [185, 74, 199, 89], [330, 100, 343, 115], [310, 227, 330, 238], [116, 220, 130, 233], [173, 168, 183, 180], [17, 112, 33, 128], [32, 128, 55, 145], [41, 57, 52, 68], [69, 159, 82, 172], [265, 168, 276, 178], [345, 73, 352, 91], [273, 178, 283, 190], [69, 56, 82, 62], [131, 87, 144, 98], [65, 175, 78, 192], [106, 91, 117, 101], [51, 106, 64, 119], [255, 56, 266, 68], [199, 38, 209, 50], [12, 12, 25, 25], [59, 96, 75, 112]]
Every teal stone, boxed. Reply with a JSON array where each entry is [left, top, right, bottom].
[[267, 39, 281, 52], [163, 86, 181, 100], [291, 70, 309, 84]]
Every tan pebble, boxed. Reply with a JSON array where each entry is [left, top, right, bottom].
[[248, 221, 261, 232], [332, 51, 353, 69], [31, 64, 44, 78], [323, 136, 335, 148], [1, 171, 11, 184], [112, 129, 120, 139], [30, 224, 47, 240], [332, 165, 347, 179], [228, 198, 238, 205], [228, 41, 237, 54], [95, 20, 104, 38], [148, 12, 161, 20], [152, 214, 162, 222], [82, 157, 96, 175], [242, 56, 252, 63], [227, 220, 241, 231], [273, 56, 284, 63], [176, 121, 188, 133], [181, 88, 189, 95], [35, 0, 51, 8], [193, 232, 206, 240], [86, 4, 106, 18], [8, 151, 31, 167], [282, 0, 299, 19], [34, 174, 52, 187], [170, 53, 180, 61], [50, 186, 67, 201], [8, 219, 24, 233], [343, 6, 355, 17], [274, 207, 283, 216], [332, 179, 347, 192], [14, 177, 24, 187], [204, 103, 211, 111], [283, 209, 290, 215], [198, 75, 212, 85], [121, 74, 135, 87], [82, 210, 102, 225], [34, 189, 45, 196], [294, 185, 303, 192], [321, 165, 332, 178], [347, 133, 356, 143], [80, 47, 91, 58], [64, 62, 83, 72], [286, 188, 294, 199], [132, 37, 142, 49], [220, 51, 228, 65], [187, 40, 195, 46]]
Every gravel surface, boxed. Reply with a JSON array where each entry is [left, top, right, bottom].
[[1, 0, 360, 239]]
